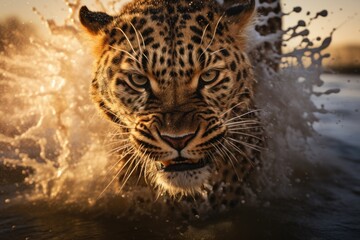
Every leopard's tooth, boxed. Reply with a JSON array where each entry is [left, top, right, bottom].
[[161, 161, 171, 167]]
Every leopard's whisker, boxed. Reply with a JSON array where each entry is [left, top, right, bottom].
[[138, 29, 146, 49], [227, 126, 260, 131], [105, 139, 130, 148], [106, 143, 132, 156], [108, 131, 131, 137], [209, 143, 221, 169], [129, 21, 142, 53], [200, 23, 210, 46], [227, 137, 264, 152], [196, 24, 210, 62], [136, 151, 149, 185], [115, 26, 136, 54], [105, 135, 130, 146], [228, 131, 264, 142], [120, 150, 139, 184], [225, 120, 261, 126], [198, 14, 224, 62], [119, 147, 146, 191], [216, 140, 242, 180], [105, 147, 135, 175], [109, 46, 141, 65], [143, 158, 150, 185], [220, 100, 248, 117], [97, 154, 134, 200], [223, 138, 254, 167], [120, 156, 142, 192], [225, 109, 262, 123], [129, 21, 150, 64], [209, 48, 226, 56]]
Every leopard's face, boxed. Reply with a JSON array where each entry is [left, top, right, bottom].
[[80, 0, 258, 197]]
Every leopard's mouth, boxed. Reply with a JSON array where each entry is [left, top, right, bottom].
[[156, 157, 208, 172]]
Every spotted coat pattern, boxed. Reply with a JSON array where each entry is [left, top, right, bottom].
[[79, 0, 280, 217]]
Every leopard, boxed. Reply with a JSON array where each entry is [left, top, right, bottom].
[[79, 0, 282, 216]]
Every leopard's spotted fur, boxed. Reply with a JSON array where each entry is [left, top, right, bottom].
[[79, 0, 281, 217]]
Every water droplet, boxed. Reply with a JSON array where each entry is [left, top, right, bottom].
[[319, 10, 328, 17], [293, 7, 302, 13], [298, 20, 306, 27]]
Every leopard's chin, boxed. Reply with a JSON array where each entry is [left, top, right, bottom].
[[153, 163, 211, 197]]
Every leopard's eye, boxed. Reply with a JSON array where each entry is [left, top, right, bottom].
[[128, 74, 149, 88], [199, 70, 220, 84]]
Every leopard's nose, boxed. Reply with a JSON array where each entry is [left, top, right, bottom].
[[161, 133, 195, 151]]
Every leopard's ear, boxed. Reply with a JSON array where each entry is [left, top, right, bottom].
[[79, 6, 114, 35], [223, 0, 256, 30], [222, 0, 256, 49]]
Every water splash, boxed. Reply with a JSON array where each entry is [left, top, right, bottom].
[[246, 5, 339, 198], [0, 8, 111, 207], [0, 1, 338, 213]]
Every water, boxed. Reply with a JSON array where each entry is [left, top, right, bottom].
[[1, 1, 360, 239]]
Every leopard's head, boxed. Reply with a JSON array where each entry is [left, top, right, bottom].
[[80, 0, 260, 197]]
